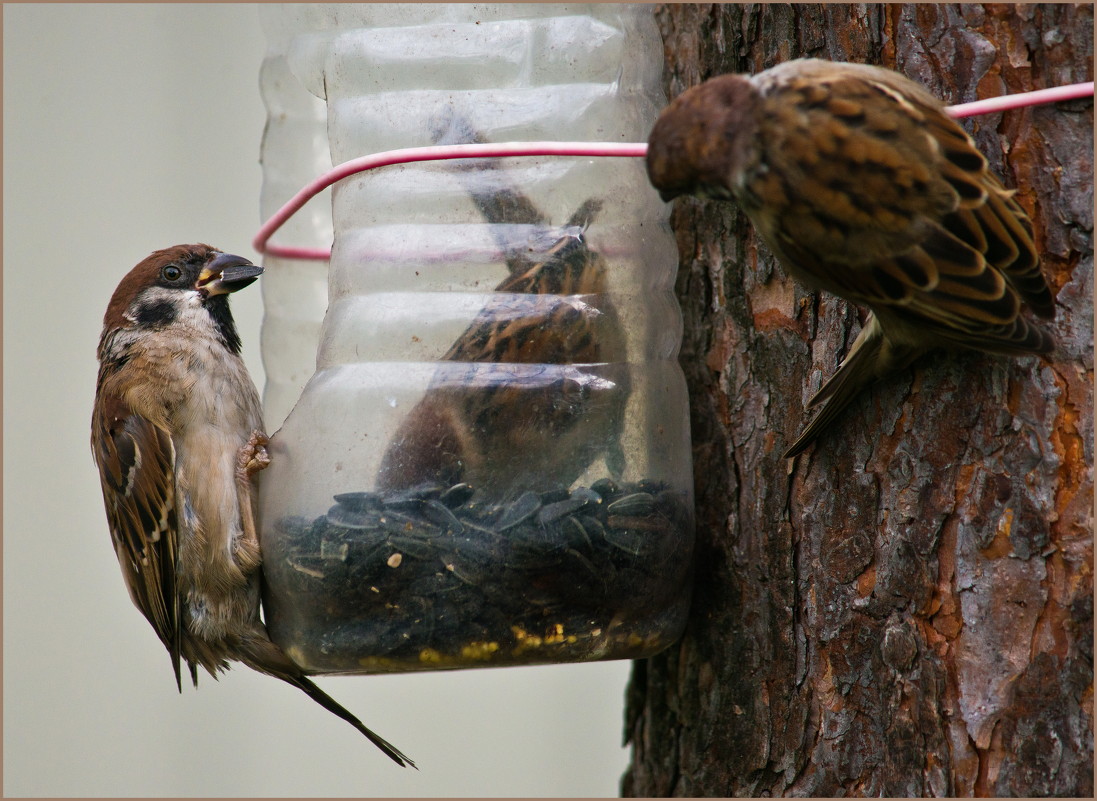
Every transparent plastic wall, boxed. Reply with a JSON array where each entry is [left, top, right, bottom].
[[257, 4, 693, 675]]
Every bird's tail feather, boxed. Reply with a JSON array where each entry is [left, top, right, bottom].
[[281, 672, 417, 769], [237, 635, 416, 768], [784, 317, 918, 458]]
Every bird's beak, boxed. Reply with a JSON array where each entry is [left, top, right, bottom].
[[198, 253, 264, 296]]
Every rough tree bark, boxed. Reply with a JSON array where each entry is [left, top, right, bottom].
[[623, 5, 1093, 797]]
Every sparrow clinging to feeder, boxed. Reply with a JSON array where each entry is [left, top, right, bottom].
[[92, 244, 413, 766], [646, 58, 1055, 457]]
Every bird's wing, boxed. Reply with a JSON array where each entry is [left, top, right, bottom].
[[441, 199, 609, 365], [859, 64, 1053, 318], [92, 391, 184, 689], [776, 220, 1053, 355], [755, 63, 1052, 352]]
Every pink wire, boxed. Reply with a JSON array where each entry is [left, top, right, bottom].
[[254, 83, 1094, 261], [254, 143, 646, 260], [947, 80, 1093, 118]]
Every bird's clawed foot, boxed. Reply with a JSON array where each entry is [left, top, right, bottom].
[[236, 430, 271, 483]]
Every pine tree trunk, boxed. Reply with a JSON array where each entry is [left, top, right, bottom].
[[622, 5, 1093, 796]]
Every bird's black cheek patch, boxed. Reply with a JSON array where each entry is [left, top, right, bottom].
[[133, 298, 177, 327]]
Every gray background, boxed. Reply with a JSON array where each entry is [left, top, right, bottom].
[[4, 4, 632, 795]]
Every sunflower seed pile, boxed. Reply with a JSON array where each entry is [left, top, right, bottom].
[[266, 479, 693, 672]]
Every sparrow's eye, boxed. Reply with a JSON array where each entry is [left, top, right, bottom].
[[161, 265, 183, 282]]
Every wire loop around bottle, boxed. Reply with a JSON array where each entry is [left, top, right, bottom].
[[253, 81, 1093, 261], [253, 143, 646, 261]]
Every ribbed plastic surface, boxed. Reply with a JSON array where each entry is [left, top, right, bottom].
[[257, 4, 693, 675]]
